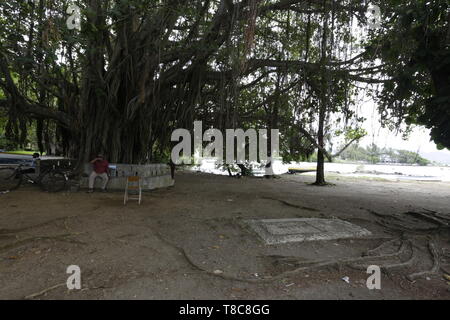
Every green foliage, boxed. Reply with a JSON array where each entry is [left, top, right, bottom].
[[367, 0, 450, 149], [339, 144, 431, 166], [0, 0, 447, 164]]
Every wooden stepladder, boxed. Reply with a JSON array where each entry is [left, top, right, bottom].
[[124, 176, 142, 205]]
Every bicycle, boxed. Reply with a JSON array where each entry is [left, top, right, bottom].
[[0, 163, 68, 193]]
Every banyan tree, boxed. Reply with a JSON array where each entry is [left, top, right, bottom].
[[1, 0, 447, 184]]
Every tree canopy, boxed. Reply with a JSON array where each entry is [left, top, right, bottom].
[[0, 0, 448, 179], [369, 0, 450, 150]]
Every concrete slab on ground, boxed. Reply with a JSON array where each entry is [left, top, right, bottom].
[[246, 218, 372, 244]]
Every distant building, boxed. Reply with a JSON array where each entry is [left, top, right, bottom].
[[380, 154, 396, 164]]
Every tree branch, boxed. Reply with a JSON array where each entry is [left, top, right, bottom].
[[332, 137, 362, 158], [298, 126, 333, 162]]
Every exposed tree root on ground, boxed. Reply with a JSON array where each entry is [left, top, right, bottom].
[[367, 209, 449, 233], [0, 216, 79, 235], [0, 215, 86, 255], [24, 283, 111, 300], [151, 208, 449, 284], [365, 209, 449, 281], [153, 225, 419, 284], [0, 233, 86, 254], [156, 228, 374, 283], [347, 239, 415, 271], [23, 283, 66, 300], [261, 196, 319, 212], [310, 182, 336, 187], [363, 238, 402, 257], [407, 240, 441, 281], [405, 211, 449, 227]]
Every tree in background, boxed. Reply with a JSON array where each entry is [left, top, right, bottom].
[[339, 143, 431, 166], [365, 0, 450, 149], [0, 0, 445, 180]]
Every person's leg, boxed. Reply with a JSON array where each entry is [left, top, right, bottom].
[[88, 172, 98, 191], [20, 168, 35, 175], [100, 173, 109, 191]]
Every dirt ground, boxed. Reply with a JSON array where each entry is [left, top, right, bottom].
[[0, 171, 449, 300]]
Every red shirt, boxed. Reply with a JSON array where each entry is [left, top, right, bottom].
[[93, 160, 109, 174]]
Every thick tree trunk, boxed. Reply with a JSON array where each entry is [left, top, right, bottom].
[[315, 5, 329, 186], [316, 150, 325, 184], [315, 104, 326, 185], [77, 0, 108, 168]]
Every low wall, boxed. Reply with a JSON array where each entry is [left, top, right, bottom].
[[80, 163, 175, 191]]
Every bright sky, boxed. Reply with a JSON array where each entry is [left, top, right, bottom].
[[345, 14, 450, 164], [358, 101, 450, 164]]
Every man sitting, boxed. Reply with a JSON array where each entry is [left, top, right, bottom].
[[88, 154, 109, 193], [21, 153, 41, 175]]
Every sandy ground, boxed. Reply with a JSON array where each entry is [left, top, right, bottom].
[[0, 171, 449, 300]]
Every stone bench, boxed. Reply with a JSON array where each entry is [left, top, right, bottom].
[[80, 163, 175, 191]]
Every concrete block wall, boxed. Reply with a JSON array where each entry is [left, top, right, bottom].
[[81, 163, 175, 191]]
